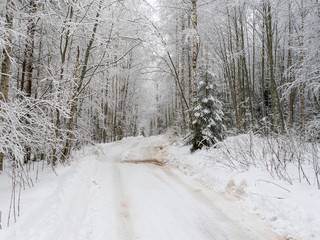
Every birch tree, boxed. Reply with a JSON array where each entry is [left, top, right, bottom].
[[0, 0, 14, 171]]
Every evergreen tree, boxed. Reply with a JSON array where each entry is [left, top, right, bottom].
[[190, 70, 226, 152]]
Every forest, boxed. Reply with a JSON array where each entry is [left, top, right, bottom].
[[1, 1, 320, 238], [0, 0, 319, 175]]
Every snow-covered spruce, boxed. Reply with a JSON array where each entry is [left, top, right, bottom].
[[190, 70, 226, 152]]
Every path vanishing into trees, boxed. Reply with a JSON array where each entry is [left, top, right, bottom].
[[0, 136, 283, 240]]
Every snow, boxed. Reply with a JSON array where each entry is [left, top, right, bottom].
[[202, 98, 208, 103], [0, 134, 319, 239], [166, 134, 320, 240], [203, 109, 210, 114]]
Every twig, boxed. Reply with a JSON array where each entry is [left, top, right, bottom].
[[18, 173, 22, 217], [7, 171, 14, 227], [249, 192, 286, 200], [256, 179, 291, 193], [51, 164, 59, 177]]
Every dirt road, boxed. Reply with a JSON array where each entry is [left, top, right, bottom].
[[0, 136, 283, 240]]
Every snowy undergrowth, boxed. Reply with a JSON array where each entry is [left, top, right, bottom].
[[166, 133, 320, 240], [0, 144, 97, 230]]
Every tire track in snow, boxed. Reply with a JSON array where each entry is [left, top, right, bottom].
[[116, 137, 283, 240], [112, 160, 134, 240], [159, 166, 280, 239]]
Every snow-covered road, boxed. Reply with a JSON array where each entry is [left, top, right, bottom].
[[0, 136, 283, 240]]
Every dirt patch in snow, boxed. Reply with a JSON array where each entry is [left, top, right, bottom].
[[120, 159, 165, 166], [120, 201, 131, 219]]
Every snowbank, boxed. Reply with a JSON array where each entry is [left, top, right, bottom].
[[166, 134, 320, 240]]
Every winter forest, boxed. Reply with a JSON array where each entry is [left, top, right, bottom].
[[1, 0, 319, 169], [1, 0, 320, 238]]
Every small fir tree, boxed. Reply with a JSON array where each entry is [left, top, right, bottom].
[[191, 71, 226, 152]]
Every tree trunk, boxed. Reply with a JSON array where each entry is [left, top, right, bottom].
[[52, 6, 74, 165], [288, 1, 295, 127], [61, 47, 80, 162], [240, 12, 254, 127], [261, 26, 266, 130], [25, 0, 37, 98], [234, 8, 242, 132], [103, 74, 109, 143], [180, 13, 186, 135], [0, 0, 13, 102], [265, 1, 285, 133], [0, 0, 14, 171], [22, 0, 37, 163], [227, 7, 238, 129], [300, 0, 306, 139], [113, 73, 118, 140], [174, 17, 179, 129], [192, 0, 198, 107]]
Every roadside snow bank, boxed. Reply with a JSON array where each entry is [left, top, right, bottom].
[[165, 134, 320, 240], [0, 143, 96, 233]]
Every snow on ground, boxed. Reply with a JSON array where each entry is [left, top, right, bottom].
[[0, 134, 318, 239], [165, 134, 320, 240]]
